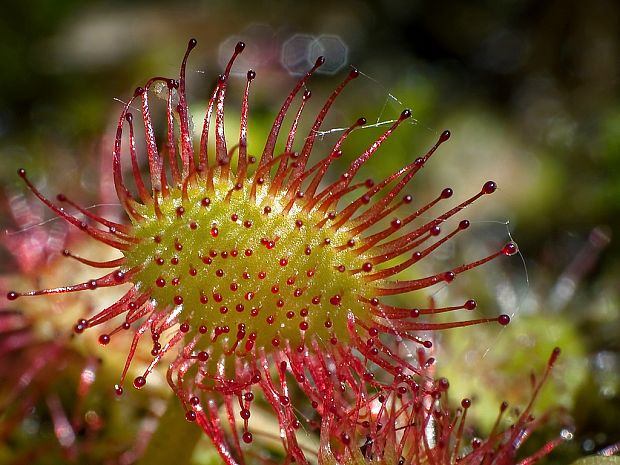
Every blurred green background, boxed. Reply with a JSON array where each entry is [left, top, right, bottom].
[[0, 0, 618, 463]]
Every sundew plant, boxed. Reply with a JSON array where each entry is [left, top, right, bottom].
[[2, 38, 584, 465]]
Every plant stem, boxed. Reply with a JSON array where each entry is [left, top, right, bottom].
[[137, 395, 202, 465]]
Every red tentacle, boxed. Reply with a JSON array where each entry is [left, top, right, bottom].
[[258, 56, 325, 171]]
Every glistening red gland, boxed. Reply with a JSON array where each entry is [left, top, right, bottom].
[[8, 39, 517, 463]]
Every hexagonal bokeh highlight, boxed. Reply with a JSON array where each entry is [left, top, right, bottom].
[[282, 33, 349, 76], [309, 34, 348, 75], [281, 33, 316, 76]]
